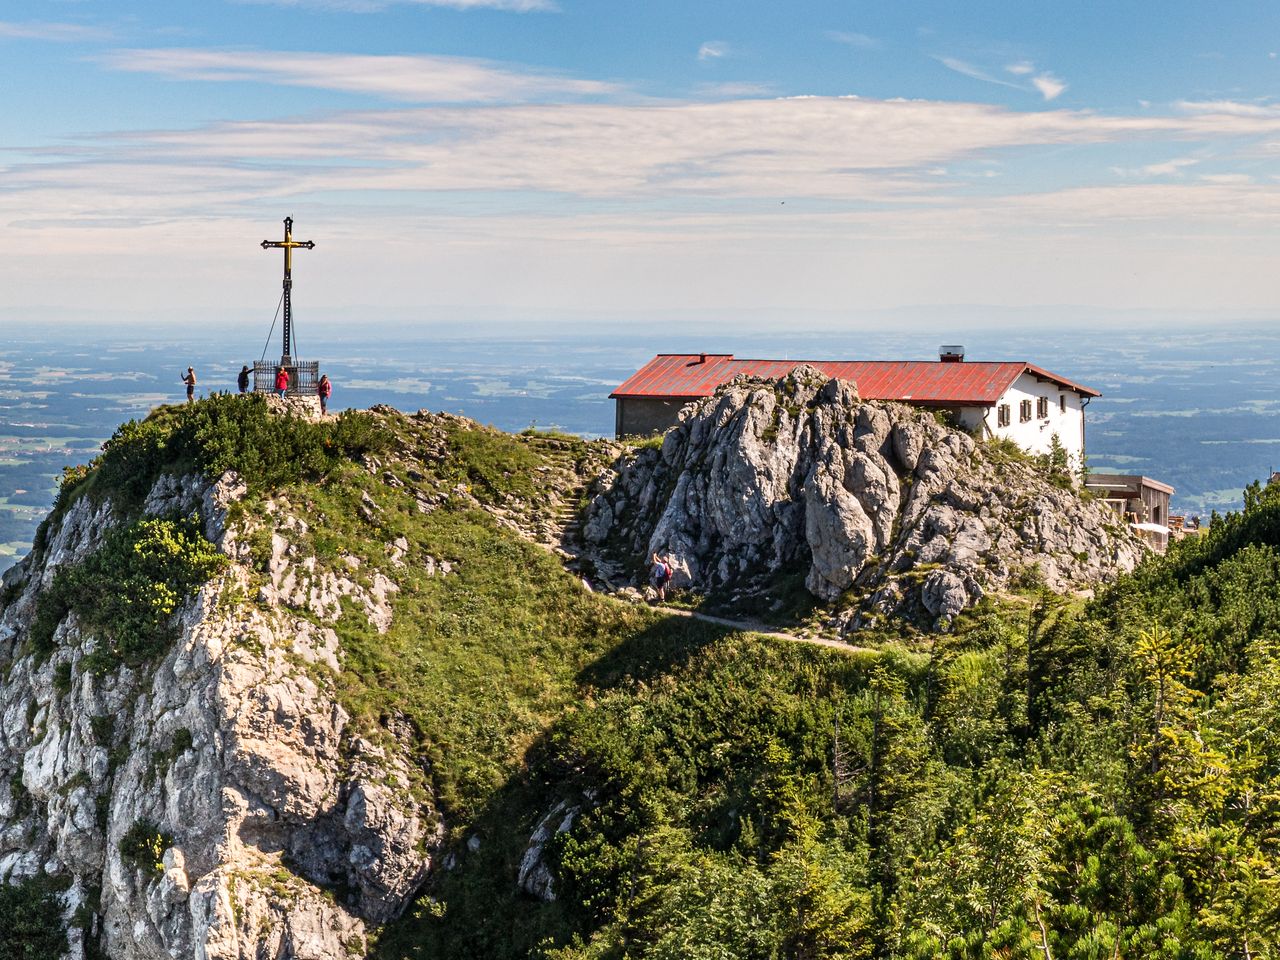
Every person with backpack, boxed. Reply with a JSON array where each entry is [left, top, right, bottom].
[[275, 366, 289, 398], [181, 367, 197, 403], [650, 552, 673, 602], [237, 365, 251, 394], [318, 374, 332, 415]]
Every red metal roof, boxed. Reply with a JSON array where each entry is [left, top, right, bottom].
[[611, 354, 1100, 405]]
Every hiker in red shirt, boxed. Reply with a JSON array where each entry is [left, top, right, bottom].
[[275, 366, 289, 398], [650, 552, 673, 602], [318, 374, 332, 415]]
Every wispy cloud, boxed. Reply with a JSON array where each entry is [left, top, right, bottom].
[[938, 54, 1066, 101], [1113, 156, 1201, 178], [1031, 73, 1067, 101], [698, 41, 730, 61], [18, 94, 1280, 213], [1176, 99, 1280, 117], [827, 30, 878, 49], [97, 48, 616, 103], [696, 81, 775, 98], [0, 20, 111, 42], [933, 56, 1021, 89], [233, 0, 557, 12]]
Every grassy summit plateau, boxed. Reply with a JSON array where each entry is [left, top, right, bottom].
[[2, 394, 1280, 959]]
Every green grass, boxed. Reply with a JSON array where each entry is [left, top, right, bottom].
[[280, 455, 715, 822]]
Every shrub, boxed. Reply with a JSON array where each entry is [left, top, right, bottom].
[[51, 662, 72, 696], [0, 874, 69, 960], [57, 394, 391, 516], [1035, 433, 1073, 490], [118, 819, 172, 875], [29, 515, 228, 668]]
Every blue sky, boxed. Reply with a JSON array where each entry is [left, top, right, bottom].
[[4, 1, 1280, 328]]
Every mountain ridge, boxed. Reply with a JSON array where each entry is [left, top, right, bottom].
[[4, 389, 1267, 959]]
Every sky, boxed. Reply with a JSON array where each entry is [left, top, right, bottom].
[[5, 1, 1280, 330]]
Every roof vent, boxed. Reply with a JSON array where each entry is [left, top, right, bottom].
[[939, 345, 965, 363]]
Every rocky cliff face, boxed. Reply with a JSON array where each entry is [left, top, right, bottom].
[[0, 466, 435, 958], [584, 366, 1142, 628]]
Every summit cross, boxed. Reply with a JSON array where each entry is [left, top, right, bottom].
[[260, 216, 315, 363]]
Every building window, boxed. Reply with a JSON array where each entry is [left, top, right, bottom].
[[997, 403, 1010, 427], [1060, 394, 1067, 413], [1020, 399, 1032, 423], [1036, 396, 1049, 419]]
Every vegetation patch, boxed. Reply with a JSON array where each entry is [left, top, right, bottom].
[[118, 818, 172, 875], [29, 515, 227, 668], [438, 423, 546, 504], [53, 393, 390, 516], [0, 873, 70, 960], [370, 452, 1280, 958]]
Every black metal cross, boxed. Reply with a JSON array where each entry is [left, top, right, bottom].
[[260, 216, 315, 363]]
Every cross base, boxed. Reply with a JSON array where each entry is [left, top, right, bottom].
[[252, 359, 320, 398]]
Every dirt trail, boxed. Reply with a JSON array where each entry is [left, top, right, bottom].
[[647, 603, 876, 655]]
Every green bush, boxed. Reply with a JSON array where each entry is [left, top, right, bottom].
[[29, 515, 227, 668], [0, 875, 69, 960], [118, 819, 172, 875], [56, 393, 390, 515]]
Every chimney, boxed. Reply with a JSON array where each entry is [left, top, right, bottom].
[[699, 352, 707, 364], [939, 344, 965, 363]]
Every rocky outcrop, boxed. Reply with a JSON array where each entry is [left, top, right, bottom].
[[0, 471, 438, 959], [584, 365, 1142, 628]]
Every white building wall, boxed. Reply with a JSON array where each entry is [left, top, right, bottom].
[[962, 371, 1088, 472]]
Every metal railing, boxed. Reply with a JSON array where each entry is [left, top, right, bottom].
[[252, 360, 320, 397]]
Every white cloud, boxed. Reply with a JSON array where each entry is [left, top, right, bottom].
[[15, 94, 1280, 211], [698, 41, 730, 61], [1176, 99, 1280, 117], [1031, 73, 1067, 101], [1200, 173, 1254, 184], [827, 31, 878, 49], [98, 48, 616, 103], [0, 20, 110, 42], [933, 56, 1021, 89], [939, 55, 1065, 101], [1111, 156, 1201, 177]]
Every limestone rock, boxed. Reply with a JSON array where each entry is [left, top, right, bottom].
[[0, 470, 439, 959], [517, 801, 578, 902], [583, 365, 1142, 627]]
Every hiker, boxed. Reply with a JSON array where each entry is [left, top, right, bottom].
[[274, 366, 289, 398], [650, 552, 673, 602], [237, 365, 250, 394], [181, 367, 197, 403], [318, 374, 332, 415]]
